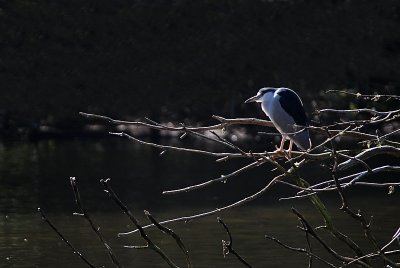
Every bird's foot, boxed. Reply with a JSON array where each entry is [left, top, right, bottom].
[[271, 146, 292, 160], [271, 148, 286, 160]]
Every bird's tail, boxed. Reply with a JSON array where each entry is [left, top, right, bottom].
[[291, 129, 312, 151]]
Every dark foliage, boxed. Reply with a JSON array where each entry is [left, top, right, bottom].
[[0, 0, 399, 135]]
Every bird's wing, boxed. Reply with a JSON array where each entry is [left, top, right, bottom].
[[276, 89, 308, 127]]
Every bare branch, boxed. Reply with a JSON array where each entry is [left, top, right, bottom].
[[100, 179, 180, 268], [81, 112, 384, 141], [109, 131, 235, 157], [326, 90, 400, 101], [318, 108, 400, 115], [297, 165, 400, 194], [69, 177, 122, 268], [218, 217, 252, 267], [337, 146, 400, 171], [341, 250, 400, 267], [80, 112, 275, 131], [38, 208, 97, 268], [381, 227, 400, 251], [327, 140, 398, 266], [265, 234, 337, 268], [342, 166, 400, 189], [292, 208, 371, 267], [163, 160, 265, 195], [144, 210, 192, 268], [119, 174, 286, 236]]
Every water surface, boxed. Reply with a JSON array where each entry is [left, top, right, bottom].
[[0, 138, 399, 267]]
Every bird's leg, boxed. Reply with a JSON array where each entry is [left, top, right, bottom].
[[287, 139, 293, 159], [279, 137, 286, 151], [272, 136, 286, 159]]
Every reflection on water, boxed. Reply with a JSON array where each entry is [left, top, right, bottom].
[[0, 139, 399, 267]]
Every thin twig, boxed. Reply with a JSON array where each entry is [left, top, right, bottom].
[[381, 227, 400, 251], [218, 217, 252, 267], [337, 146, 400, 171], [327, 136, 398, 266], [70, 177, 123, 268], [298, 166, 400, 194], [38, 208, 97, 268], [326, 90, 400, 100], [119, 174, 286, 236], [100, 179, 180, 268], [163, 159, 265, 195], [292, 208, 371, 267], [81, 112, 381, 141], [319, 108, 400, 115], [265, 234, 337, 268], [144, 210, 192, 268]]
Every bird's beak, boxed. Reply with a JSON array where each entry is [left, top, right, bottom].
[[244, 94, 260, 103]]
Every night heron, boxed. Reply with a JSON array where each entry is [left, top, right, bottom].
[[245, 87, 311, 158]]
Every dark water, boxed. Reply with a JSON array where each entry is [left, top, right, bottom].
[[0, 138, 399, 267]]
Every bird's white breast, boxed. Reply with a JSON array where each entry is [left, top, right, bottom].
[[261, 91, 297, 136]]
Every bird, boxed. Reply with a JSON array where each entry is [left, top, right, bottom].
[[245, 87, 311, 158]]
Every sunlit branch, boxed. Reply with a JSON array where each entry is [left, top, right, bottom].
[[80, 112, 275, 131], [163, 159, 265, 195], [144, 210, 192, 268], [381, 227, 400, 251], [326, 90, 400, 101], [81, 112, 384, 141], [119, 174, 286, 236], [317, 111, 399, 129], [342, 166, 400, 189], [297, 165, 400, 194], [337, 146, 400, 171], [76, 92, 400, 267], [109, 131, 236, 157], [380, 128, 400, 140], [318, 108, 400, 115], [109, 131, 329, 163], [342, 249, 400, 267]]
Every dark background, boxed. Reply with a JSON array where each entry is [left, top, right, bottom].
[[0, 0, 399, 138], [0, 2, 399, 267]]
